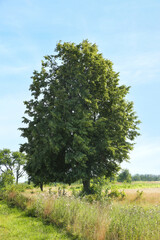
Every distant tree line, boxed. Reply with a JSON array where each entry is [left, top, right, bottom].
[[117, 169, 160, 182], [132, 174, 160, 181]]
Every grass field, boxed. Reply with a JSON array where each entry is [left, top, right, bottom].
[[110, 181, 160, 190], [1, 181, 160, 240], [0, 200, 72, 240], [22, 181, 160, 205]]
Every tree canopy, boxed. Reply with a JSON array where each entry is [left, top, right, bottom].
[[20, 40, 140, 192]]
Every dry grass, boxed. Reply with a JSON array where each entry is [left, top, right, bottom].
[[120, 188, 160, 205], [23, 183, 160, 206]]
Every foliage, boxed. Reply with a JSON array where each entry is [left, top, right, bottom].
[[135, 190, 144, 200], [0, 149, 27, 184], [118, 169, 132, 183], [20, 40, 140, 192], [108, 189, 126, 200], [0, 170, 15, 188], [3, 183, 34, 193], [91, 176, 109, 195]]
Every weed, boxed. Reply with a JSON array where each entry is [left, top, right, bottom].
[[135, 190, 144, 201]]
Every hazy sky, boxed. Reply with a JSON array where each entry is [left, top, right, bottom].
[[0, 0, 160, 175]]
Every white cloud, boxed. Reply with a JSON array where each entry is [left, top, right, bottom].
[[0, 65, 30, 75], [114, 52, 160, 85]]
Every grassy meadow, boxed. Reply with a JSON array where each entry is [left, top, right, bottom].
[[0, 181, 160, 240]]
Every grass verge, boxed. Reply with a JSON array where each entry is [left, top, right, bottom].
[[0, 200, 72, 240]]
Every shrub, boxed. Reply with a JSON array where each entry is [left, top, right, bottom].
[[135, 190, 144, 201], [108, 189, 126, 200]]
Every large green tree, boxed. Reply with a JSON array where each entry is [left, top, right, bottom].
[[20, 40, 140, 192]]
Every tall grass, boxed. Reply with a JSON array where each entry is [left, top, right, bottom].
[[26, 194, 110, 240], [108, 204, 160, 240], [2, 187, 160, 240]]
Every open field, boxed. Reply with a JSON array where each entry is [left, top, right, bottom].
[[110, 181, 160, 190], [22, 181, 160, 205], [121, 188, 160, 205], [0, 200, 72, 240], [107, 181, 160, 205]]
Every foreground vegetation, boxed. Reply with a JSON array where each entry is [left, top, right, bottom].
[[0, 200, 71, 240], [0, 181, 160, 240]]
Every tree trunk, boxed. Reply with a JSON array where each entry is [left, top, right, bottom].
[[16, 176, 18, 184], [40, 182, 43, 191], [28, 178, 31, 185], [82, 179, 91, 194], [16, 170, 18, 184]]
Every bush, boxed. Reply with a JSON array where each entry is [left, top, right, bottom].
[[108, 189, 126, 200]]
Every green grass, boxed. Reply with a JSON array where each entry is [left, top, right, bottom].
[[50, 181, 160, 195], [109, 181, 160, 190], [0, 200, 72, 240], [25, 194, 109, 240]]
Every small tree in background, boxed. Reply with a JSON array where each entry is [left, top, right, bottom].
[[0, 149, 26, 184], [118, 169, 132, 183], [0, 149, 14, 173], [12, 152, 26, 184]]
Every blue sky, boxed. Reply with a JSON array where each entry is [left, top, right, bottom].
[[0, 0, 160, 175]]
